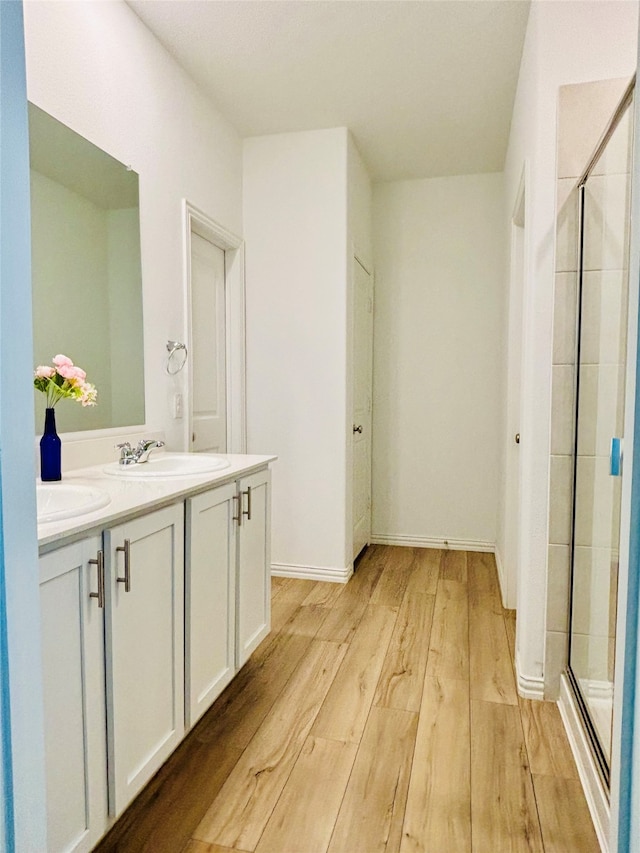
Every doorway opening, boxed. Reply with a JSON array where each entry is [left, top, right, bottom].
[[183, 202, 246, 454], [352, 253, 374, 563]]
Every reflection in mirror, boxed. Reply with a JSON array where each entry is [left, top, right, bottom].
[[29, 103, 145, 434]]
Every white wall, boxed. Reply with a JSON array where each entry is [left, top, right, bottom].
[[244, 128, 351, 577], [23, 0, 242, 459], [371, 173, 504, 550], [502, 0, 638, 695]]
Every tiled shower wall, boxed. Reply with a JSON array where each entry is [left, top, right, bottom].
[[545, 77, 630, 699]]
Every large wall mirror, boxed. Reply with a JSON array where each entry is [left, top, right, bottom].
[[29, 103, 145, 434]]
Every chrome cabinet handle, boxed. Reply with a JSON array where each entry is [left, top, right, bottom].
[[233, 493, 242, 527], [116, 539, 131, 592], [242, 486, 252, 521], [353, 424, 363, 434], [89, 550, 105, 609]]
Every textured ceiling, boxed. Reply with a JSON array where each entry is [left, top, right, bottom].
[[127, 0, 531, 181]]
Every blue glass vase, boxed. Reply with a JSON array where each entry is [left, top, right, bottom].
[[40, 407, 62, 481]]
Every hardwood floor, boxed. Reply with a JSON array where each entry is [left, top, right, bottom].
[[94, 546, 600, 853]]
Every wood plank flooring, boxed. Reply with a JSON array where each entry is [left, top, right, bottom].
[[94, 546, 600, 853]]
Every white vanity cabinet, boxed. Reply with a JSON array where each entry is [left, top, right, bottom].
[[236, 468, 271, 666], [185, 468, 271, 725], [104, 504, 185, 816], [39, 536, 108, 853], [185, 482, 237, 728], [38, 456, 274, 849]]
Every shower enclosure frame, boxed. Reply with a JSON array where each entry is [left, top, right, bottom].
[[566, 76, 636, 794]]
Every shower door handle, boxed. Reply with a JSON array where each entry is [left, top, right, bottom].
[[610, 437, 623, 477]]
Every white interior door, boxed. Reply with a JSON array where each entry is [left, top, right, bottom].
[[190, 232, 227, 453], [352, 257, 373, 561]]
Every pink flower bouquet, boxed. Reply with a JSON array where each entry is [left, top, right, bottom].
[[34, 354, 97, 408]]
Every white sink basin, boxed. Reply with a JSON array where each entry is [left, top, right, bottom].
[[37, 483, 111, 524], [102, 453, 231, 479]]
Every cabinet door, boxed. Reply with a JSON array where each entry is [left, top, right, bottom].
[[39, 537, 107, 853], [104, 504, 184, 816], [185, 482, 237, 728], [237, 469, 271, 667]]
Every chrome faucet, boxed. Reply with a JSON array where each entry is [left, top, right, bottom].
[[135, 439, 165, 463], [116, 439, 165, 465]]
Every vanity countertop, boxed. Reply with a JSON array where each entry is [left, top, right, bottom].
[[38, 453, 277, 551]]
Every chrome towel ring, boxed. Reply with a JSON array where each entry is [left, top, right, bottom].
[[166, 340, 187, 375]]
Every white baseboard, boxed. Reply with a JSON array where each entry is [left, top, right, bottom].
[[370, 533, 494, 552], [558, 674, 609, 852], [271, 562, 353, 584], [515, 652, 545, 700]]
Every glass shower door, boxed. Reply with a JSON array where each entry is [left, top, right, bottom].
[[569, 98, 633, 779]]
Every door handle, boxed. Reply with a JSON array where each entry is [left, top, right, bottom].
[[116, 539, 131, 592], [610, 437, 623, 477], [242, 486, 252, 521], [353, 424, 363, 434], [233, 493, 242, 527], [88, 550, 105, 609]]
